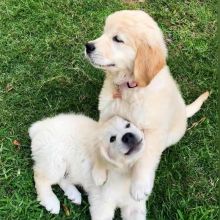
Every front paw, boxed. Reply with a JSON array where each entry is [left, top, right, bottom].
[[39, 193, 60, 214], [64, 186, 82, 205], [130, 181, 152, 201], [92, 168, 108, 186]]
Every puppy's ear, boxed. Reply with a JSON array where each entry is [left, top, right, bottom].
[[91, 140, 108, 186], [134, 42, 166, 87], [92, 142, 121, 186], [92, 160, 108, 186]]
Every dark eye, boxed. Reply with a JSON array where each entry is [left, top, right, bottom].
[[110, 136, 116, 143], [125, 123, 130, 128], [112, 35, 124, 43]]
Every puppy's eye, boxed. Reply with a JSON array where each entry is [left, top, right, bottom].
[[112, 35, 124, 43], [125, 123, 130, 128], [110, 136, 116, 143]]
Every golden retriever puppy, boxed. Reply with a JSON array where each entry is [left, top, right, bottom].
[[29, 113, 146, 219], [85, 10, 209, 201]]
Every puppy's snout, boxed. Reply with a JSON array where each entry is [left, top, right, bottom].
[[122, 132, 136, 146], [85, 43, 95, 54]]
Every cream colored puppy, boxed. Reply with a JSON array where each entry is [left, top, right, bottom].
[[29, 113, 146, 220], [85, 10, 209, 201]]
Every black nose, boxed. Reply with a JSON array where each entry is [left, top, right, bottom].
[[122, 132, 136, 146], [85, 43, 95, 54]]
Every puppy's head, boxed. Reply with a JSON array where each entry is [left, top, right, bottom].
[[85, 10, 167, 87], [97, 116, 144, 168]]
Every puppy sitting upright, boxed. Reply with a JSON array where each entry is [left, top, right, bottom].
[[85, 10, 209, 201], [29, 114, 146, 219]]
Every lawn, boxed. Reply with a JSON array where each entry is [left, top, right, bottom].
[[0, 0, 218, 219]]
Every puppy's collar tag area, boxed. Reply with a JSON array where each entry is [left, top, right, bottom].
[[113, 81, 138, 99]]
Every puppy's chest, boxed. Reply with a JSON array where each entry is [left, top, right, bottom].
[[101, 172, 133, 205], [99, 91, 151, 128]]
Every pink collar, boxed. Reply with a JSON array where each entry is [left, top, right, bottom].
[[117, 81, 138, 89]]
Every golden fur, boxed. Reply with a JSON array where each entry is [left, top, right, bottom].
[[86, 10, 209, 203], [134, 43, 166, 86]]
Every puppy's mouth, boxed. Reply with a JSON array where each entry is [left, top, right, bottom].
[[85, 53, 115, 69], [125, 139, 143, 156], [90, 60, 115, 69], [93, 63, 115, 68]]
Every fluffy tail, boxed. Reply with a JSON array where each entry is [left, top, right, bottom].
[[186, 91, 209, 118]]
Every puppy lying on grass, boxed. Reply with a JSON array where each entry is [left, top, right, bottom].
[[29, 113, 146, 220]]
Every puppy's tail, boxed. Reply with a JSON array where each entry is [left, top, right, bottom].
[[186, 91, 209, 118]]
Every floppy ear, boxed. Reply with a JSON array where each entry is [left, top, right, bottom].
[[134, 42, 166, 87], [92, 160, 108, 186], [91, 141, 122, 186], [99, 144, 120, 167], [91, 142, 108, 186]]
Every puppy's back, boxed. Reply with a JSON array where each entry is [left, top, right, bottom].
[[29, 113, 97, 139], [29, 113, 98, 182], [29, 113, 98, 162]]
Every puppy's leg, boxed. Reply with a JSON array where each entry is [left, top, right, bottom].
[[89, 194, 115, 220], [34, 170, 60, 214], [59, 178, 81, 205], [130, 130, 166, 201], [121, 200, 146, 220], [90, 203, 115, 220]]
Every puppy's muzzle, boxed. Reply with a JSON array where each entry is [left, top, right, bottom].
[[85, 43, 95, 54], [122, 133, 142, 155]]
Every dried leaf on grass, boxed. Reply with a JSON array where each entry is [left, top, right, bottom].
[[123, 0, 145, 3], [13, 140, 21, 146], [13, 140, 21, 150], [5, 84, 13, 92], [187, 117, 206, 131], [62, 204, 71, 216]]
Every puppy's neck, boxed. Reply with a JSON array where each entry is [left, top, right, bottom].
[[106, 70, 134, 86], [105, 65, 170, 91]]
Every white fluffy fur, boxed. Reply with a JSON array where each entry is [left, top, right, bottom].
[[29, 113, 146, 220], [86, 10, 209, 201]]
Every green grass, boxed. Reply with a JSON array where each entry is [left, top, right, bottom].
[[0, 0, 218, 219]]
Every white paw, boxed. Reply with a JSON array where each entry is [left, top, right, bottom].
[[123, 209, 146, 220], [130, 181, 152, 201], [64, 186, 82, 205], [92, 168, 107, 186], [39, 194, 60, 214]]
